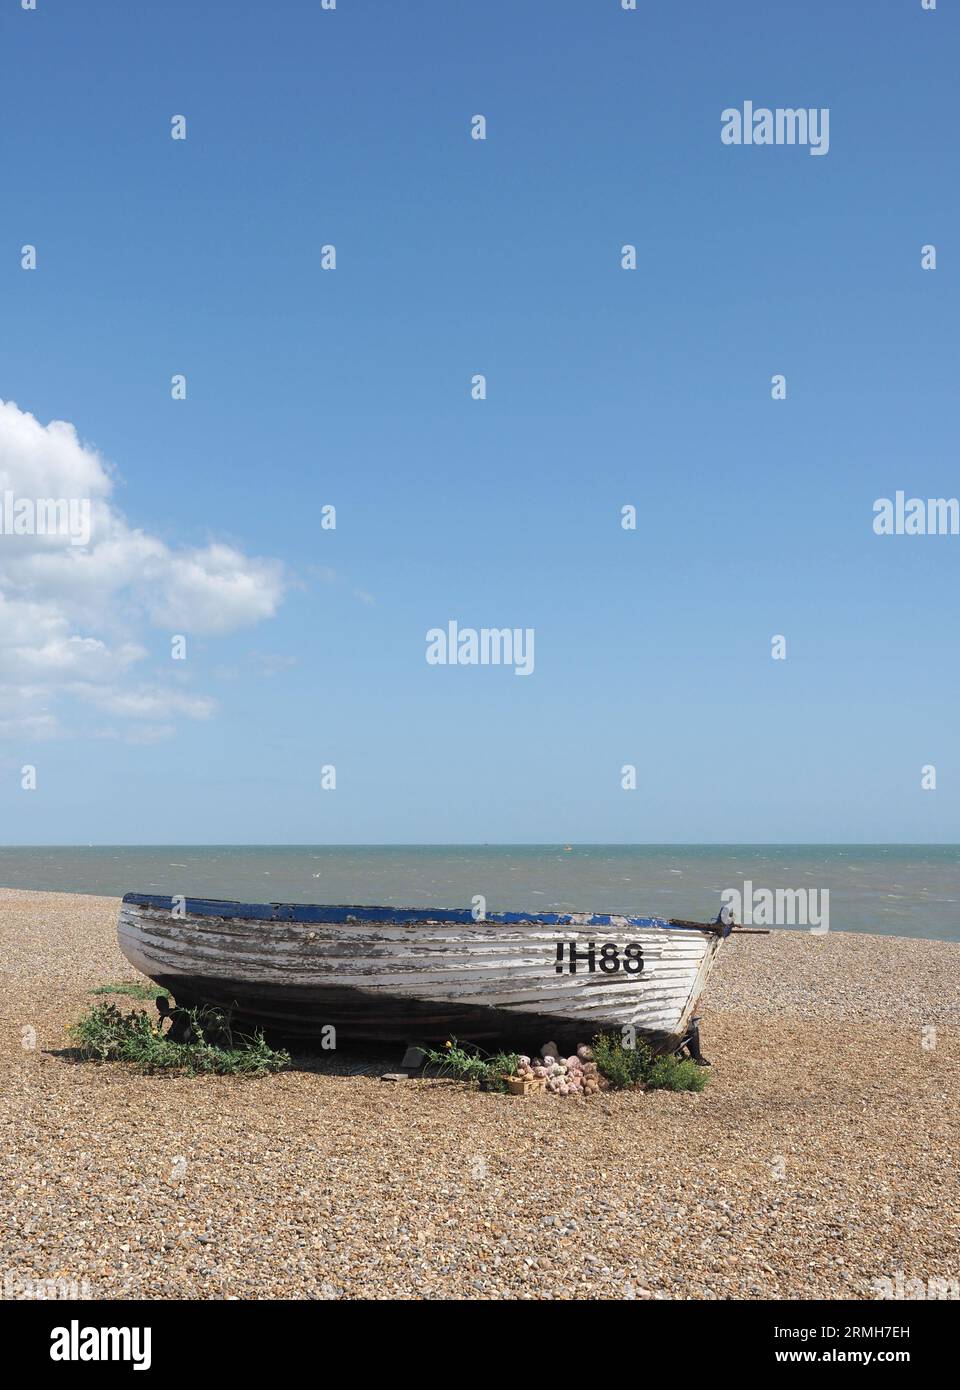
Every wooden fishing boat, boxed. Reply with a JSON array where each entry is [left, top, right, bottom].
[[117, 895, 732, 1051]]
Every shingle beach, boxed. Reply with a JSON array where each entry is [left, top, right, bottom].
[[2, 888, 958, 1301]]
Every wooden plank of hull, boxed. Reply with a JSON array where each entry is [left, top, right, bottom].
[[117, 900, 724, 1046]]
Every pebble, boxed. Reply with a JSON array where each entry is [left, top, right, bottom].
[[1, 888, 958, 1300]]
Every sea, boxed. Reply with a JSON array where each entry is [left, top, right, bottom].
[[1, 844, 959, 942]]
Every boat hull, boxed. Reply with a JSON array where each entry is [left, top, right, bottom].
[[117, 896, 726, 1047]]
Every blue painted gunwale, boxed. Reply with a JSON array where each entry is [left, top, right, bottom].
[[122, 893, 728, 934]]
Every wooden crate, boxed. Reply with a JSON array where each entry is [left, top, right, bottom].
[[505, 1076, 546, 1096]]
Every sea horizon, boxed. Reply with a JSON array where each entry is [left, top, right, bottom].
[[3, 843, 958, 943]]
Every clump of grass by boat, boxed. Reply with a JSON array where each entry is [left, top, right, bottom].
[[89, 981, 169, 1001], [644, 1054, 709, 1091], [70, 1001, 290, 1077], [423, 1034, 708, 1097], [592, 1032, 708, 1093], [421, 1039, 521, 1093]]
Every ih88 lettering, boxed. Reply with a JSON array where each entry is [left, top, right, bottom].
[[554, 941, 644, 975]]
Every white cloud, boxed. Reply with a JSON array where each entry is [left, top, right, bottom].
[[149, 543, 284, 634], [0, 684, 61, 741], [0, 399, 286, 739], [70, 684, 216, 721]]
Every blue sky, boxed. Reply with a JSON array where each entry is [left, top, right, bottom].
[[0, 0, 957, 844]]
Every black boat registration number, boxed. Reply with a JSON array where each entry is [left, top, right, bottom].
[[554, 941, 644, 975]]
